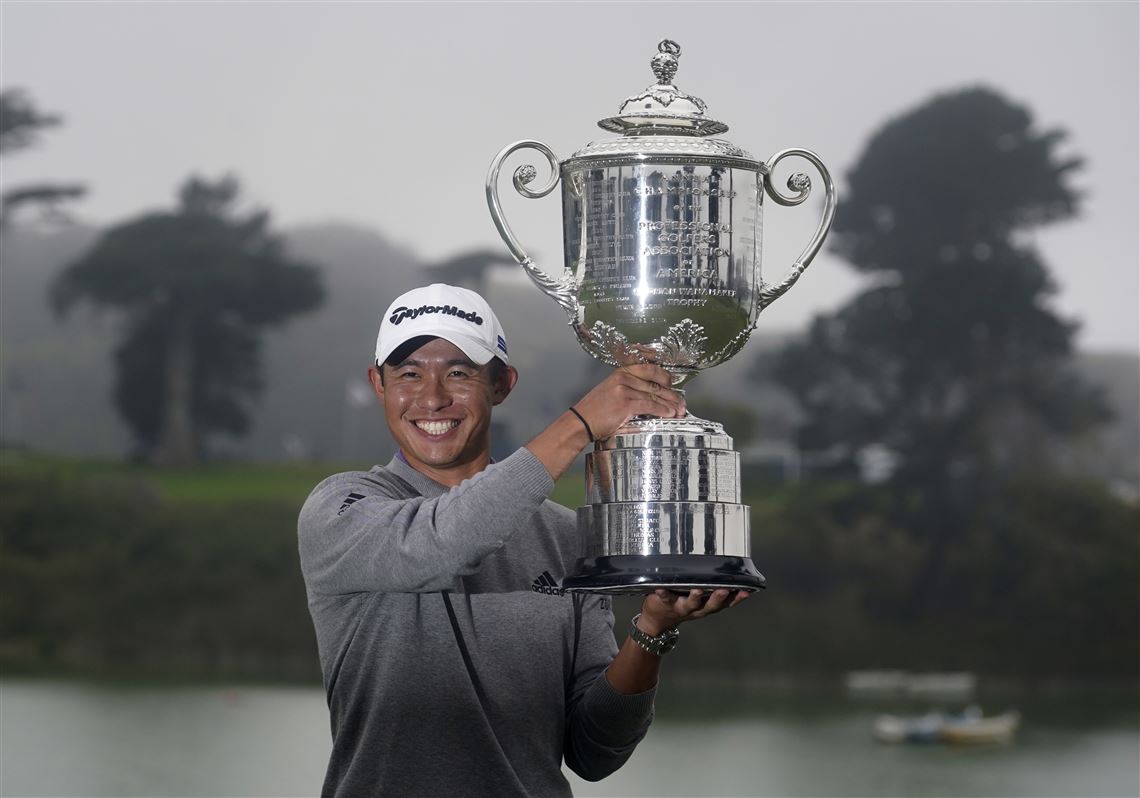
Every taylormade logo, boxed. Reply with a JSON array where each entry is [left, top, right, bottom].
[[389, 304, 483, 326]]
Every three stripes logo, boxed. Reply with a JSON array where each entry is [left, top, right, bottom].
[[337, 492, 366, 516], [531, 570, 565, 597]]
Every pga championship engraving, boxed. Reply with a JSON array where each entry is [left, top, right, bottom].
[[487, 39, 837, 593]]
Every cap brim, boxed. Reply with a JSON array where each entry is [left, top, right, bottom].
[[439, 332, 498, 365], [377, 331, 498, 367]]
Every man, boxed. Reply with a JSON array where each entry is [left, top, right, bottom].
[[299, 283, 748, 797]]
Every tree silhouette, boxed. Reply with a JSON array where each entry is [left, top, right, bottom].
[[764, 87, 1109, 611], [52, 175, 324, 465], [0, 88, 86, 228]]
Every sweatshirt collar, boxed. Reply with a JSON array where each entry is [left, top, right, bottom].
[[385, 448, 498, 498], [384, 453, 447, 498]]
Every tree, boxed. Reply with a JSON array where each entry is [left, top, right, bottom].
[[762, 87, 1110, 611], [0, 88, 86, 228], [52, 175, 324, 465]]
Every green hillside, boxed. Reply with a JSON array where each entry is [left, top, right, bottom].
[[1, 453, 1135, 683]]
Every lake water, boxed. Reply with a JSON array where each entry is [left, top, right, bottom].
[[1, 679, 1136, 797]]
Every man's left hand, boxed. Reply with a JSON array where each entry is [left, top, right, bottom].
[[637, 588, 750, 636]]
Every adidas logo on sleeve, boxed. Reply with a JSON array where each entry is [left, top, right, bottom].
[[337, 492, 366, 516], [531, 571, 566, 597]]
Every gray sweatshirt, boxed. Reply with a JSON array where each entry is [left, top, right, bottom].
[[297, 447, 656, 797]]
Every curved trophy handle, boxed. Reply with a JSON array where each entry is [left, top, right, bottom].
[[486, 140, 577, 315], [757, 147, 837, 311]]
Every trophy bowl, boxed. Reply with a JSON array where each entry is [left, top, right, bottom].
[[487, 40, 836, 593]]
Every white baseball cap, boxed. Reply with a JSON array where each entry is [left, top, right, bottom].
[[375, 283, 510, 367]]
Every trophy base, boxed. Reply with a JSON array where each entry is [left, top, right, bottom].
[[561, 554, 766, 595]]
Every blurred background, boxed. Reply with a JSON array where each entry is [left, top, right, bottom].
[[1, 3, 1137, 797]]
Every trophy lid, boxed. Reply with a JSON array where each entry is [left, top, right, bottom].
[[565, 39, 759, 169], [597, 39, 729, 137]]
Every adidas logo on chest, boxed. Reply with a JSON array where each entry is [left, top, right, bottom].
[[531, 570, 565, 597]]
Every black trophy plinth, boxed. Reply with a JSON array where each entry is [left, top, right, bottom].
[[561, 554, 766, 595]]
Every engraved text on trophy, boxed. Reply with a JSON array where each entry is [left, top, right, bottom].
[[562, 163, 762, 369]]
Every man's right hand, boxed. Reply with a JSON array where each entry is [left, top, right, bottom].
[[524, 364, 686, 481], [572, 364, 686, 442]]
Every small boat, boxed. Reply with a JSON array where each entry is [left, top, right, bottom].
[[874, 706, 1020, 745], [874, 711, 947, 743], [939, 710, 1020, 744]]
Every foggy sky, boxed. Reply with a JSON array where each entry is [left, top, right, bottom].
[[2, 1, 1137, 351]]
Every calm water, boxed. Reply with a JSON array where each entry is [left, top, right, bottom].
[[1, 679, 1136, 797]]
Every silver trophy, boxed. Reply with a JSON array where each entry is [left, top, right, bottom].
[[487, 40, 836, 593]]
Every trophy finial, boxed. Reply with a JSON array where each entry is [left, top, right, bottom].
[[599, 38, 727, 137], [651, 39, 681, 85]]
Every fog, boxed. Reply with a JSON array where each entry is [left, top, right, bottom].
[[3, 1, 1137, 350]]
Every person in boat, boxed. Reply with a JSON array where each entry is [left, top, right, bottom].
[[298, 283, 750, 797]]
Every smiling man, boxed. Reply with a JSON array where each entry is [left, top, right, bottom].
[[298, 284, 748, 797]]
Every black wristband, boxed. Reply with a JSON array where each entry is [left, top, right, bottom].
[[567, 406, 595, 442]]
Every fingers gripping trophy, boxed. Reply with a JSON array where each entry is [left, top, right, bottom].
[[487, 40, 837, 594]]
